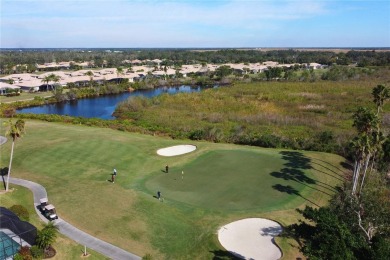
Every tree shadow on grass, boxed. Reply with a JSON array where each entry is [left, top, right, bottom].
[[280, 151, 312, 170], [271, 151, 339, 197], [0, 167, 8, 190], [340, 161, 353, 171], [309, 162, 345, 182], [305, 155, 347, 181], [210, 250, 244, 260], [272, 184, 319, 207], [270, 168, 335, 196], [271, 168, 316, 184]]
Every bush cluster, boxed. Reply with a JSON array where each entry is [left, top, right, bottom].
[[9, 205, 30, 221]]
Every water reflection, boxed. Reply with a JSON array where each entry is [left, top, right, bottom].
[[17, 86, 205, 120]]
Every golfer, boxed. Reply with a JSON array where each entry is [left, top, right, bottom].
[[165, 164, 169, 173]]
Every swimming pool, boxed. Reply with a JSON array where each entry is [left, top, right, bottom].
[[0, 231, 21, 260]]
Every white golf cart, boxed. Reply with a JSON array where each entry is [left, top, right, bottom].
[[44, 204, 58, 220]]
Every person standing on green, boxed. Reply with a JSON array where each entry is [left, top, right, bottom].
[[165, 165, 169, 173], [112, 168, 117, 183]]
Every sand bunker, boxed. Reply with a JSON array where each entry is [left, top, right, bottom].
[[157, 145, 197, 156], [218, 218, 283, 260]]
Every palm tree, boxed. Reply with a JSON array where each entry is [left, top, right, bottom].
[[351, 107, 378, 196], [372, 84, 389, 115], [50, 74, 61, 91], [163, 65, 168, 80], [351, 136, 365, 195], [42, 75, 52, 91], [365, 85, 390, 183], [5, 119, 25, 191], [36, 222, 58, 251], [357, 133, 373, 194]]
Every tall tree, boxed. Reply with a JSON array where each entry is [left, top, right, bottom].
[[372, 84, 390, 115], [50, 74, 61, 91], [351, 107, 378, 195], [5, 119, 25, 191], [42, 75, 52, 91], [366, 85, 390, 181]]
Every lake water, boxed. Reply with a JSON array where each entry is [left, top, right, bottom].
[[17, 85, 206, 119]]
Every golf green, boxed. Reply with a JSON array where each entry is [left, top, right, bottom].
[[144, 149, 315, 211]]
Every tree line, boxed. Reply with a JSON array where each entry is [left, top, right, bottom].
[[1, 48, 390, 74], [285, 85, 390, 259]]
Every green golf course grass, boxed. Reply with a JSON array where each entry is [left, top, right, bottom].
[[0, 119, 348, 259], [144, 149, 330, 211]]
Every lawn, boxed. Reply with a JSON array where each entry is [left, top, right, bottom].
[[0, 119, 347, 259], [0, 91, 54, 103], [0, 184, 108, 259]]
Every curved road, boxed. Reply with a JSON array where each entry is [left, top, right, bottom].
[[9, 177, 141, 260]]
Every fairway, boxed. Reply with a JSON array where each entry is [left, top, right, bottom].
[[0, 119, 347, 259], [145, 149, 314, 211]]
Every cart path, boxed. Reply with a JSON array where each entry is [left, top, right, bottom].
[[9, 177, 141, 260]]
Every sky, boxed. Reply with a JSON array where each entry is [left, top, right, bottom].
[[1, 0, 389, 48]]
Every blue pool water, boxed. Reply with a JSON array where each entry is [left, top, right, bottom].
[[0, 231, 20, 260]]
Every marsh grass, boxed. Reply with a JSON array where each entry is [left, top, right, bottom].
[[116, 79, 389, 149]]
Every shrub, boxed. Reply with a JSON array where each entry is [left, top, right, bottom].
[[142, 253, 153, 260], [18, 246, 32, 260], [9, 205, 29, 221], [189, 129, 205, 140], [30, 245, 44, 259], [13, 253, 24, 260], [33, 96, 45, 101], [255, 134, 283, 148], [371, 235, 390, 260], [2, 107, 16, 117]]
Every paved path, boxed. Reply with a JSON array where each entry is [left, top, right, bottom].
[[9, 177, 141, 260]]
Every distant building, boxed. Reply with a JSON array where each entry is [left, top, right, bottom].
[[0, 82, 21, 95]]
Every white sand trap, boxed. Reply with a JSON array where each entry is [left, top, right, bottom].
[[218, 218, 283, 260], [157, 145, 197, 156]]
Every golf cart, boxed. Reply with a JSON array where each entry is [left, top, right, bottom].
[[39, 198, 48, 211], [43, 204, 58, 220]]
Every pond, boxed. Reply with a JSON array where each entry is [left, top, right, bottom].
[[17, 85, 209, 120]]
